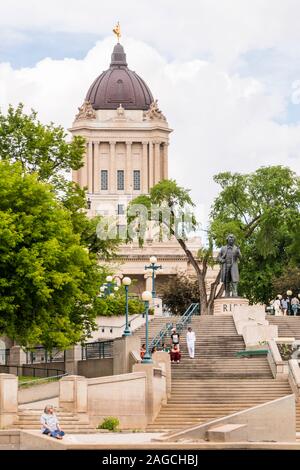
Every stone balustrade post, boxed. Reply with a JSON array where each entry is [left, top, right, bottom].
[[0, 373, 18, 428], [59, 375, 87, 416]]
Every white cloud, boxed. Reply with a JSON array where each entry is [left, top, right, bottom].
[[0, 2, 300, 228], [1, 0, 300, 66]]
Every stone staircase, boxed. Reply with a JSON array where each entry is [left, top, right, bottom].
[[133, 316, 181, 346], [267, 316, 300, 339], [141, 315, 292, 433], [13, 408, 95, 433]]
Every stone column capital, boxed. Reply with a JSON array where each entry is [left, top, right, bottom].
[[109, 141, 116, 146], [126, 141, 132, 146]]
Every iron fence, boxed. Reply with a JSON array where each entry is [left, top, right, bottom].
[[0, 349, 10, 365], [0, 364, 65, 378], [81, 340, 113, 360], [26, 347, 65, 364]]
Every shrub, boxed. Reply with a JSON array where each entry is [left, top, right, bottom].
[[94, 295, 144, 317], [97, 416, 120, 431]]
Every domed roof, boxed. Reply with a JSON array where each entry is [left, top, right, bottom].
[[86, 43, 154, 111]]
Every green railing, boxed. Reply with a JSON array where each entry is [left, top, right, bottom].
[[149, 302, 199, 349]]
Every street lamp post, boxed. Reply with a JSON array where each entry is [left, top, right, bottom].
[[144, 256, 162, 299], [141, 291, 153, 364], [287, 290, 293, 315], [122, 277, 132, 336]]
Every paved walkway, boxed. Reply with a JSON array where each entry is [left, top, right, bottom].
[[58, 432, 163, 445], [19, 398, 59, 410]]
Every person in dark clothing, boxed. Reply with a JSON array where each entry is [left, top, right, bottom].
[[170, 328, 180, 348]]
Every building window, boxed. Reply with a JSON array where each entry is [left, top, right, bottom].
[[101, 170, 108, 190], [117, 204, 125, 215], [133, 170, 140, 190], [117, 170, 124, 190]]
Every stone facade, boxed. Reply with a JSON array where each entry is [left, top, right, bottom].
[[70, 42, 218, 293]]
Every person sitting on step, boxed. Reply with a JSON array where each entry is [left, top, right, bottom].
[[161, 342, 170, 353], [140, 344, 146, 359], [170, 343, 181, 363], [40, 405, 65, 439]]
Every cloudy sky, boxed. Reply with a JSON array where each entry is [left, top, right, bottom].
[[1, 0, 300, 229]]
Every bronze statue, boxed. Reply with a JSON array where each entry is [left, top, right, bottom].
[[218, 234, 242, 298]]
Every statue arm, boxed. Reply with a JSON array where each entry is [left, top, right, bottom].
[[217, 248, 226, 264]]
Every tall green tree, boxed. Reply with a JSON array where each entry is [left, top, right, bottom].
[[0, 104, 120, 259], [210, 166, 300, 304], [0, 104, 85, 184], [0, 161, 105, 349], [128, 166, 300, 313], [161, 274, 200, 315], [127, 179, 216, 314]]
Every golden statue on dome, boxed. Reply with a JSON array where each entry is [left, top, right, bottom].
[[113, 22, 121, 42]]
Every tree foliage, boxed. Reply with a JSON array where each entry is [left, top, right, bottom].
[[128, 179, 213, 314], [0, 104, 119, 260], [0, 161, 106, 348], [161, 274, 200, 315], [272, 266, 300, 297], [129, 167, 300, 312], [210, 166, 300, 304], [94, 291, 144, 317], [0, 104, 85, 184]]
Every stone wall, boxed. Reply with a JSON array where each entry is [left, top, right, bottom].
[[77, 358, 113, 378], [86, 372, 147, 429]]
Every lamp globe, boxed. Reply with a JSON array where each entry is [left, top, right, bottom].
[[122, 277, 132, 286], [142, 291, 152, 302]]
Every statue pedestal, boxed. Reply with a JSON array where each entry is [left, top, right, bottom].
[[214, 297, 249, 315]]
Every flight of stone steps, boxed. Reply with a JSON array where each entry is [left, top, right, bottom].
[[133, 316, 181, 346], [13, 409, 95, 433], [267, 316, 300, 339], [135, 314, 293, 433]]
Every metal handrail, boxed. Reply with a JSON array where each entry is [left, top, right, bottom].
[[175, 303, 199, 333], [149, 303, 199, 349]]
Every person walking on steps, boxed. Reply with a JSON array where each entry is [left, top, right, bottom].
[[186, 326, 196, 359]]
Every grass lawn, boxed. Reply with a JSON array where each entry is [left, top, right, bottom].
[[18, 374, 64, 388]]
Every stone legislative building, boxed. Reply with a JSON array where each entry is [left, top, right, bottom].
[[70, 39, 217, 294]]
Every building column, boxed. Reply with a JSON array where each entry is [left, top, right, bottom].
[[162, 143, 169, 179], [145, 273, 152, 292], [94, 141, 100, 193], [78, 144, 88, 188], [148, 142, 154, 189], [126, 141, 132, 193], [87, 141, 93, 193], [109, 141, 116, 193], [154, 142, 161, 184], [142, 142, 148, 193]]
